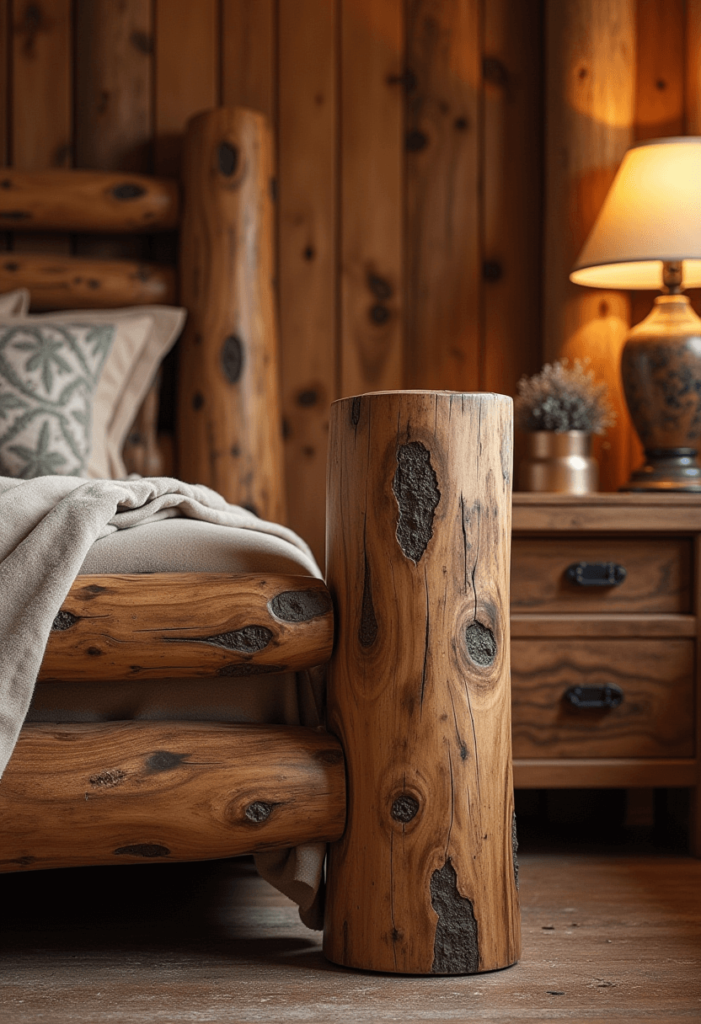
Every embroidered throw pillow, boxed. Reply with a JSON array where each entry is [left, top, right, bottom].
[[0, 321, 115, 477], [0, 305, 185, 479]]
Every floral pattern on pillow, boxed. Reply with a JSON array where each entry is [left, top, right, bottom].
[[0, 323, 115, 478]]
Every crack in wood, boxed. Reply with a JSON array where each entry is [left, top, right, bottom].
[[430, 860, 479, 974], [51, 610, 78, 631], [392, 441, 440, 563], [465, 621, 496, 667], [351, 396, 361, 425], [269, 589, 332, 623], [359, 555, 378, 647]]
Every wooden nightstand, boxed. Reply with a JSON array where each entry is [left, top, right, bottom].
[[511, 493, 701, 855]]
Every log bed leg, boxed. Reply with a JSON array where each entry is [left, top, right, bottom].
[[323, 390, 520, 974]]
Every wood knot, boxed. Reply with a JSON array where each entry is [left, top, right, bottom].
[[482, 260, 503, 282], [269, 588, 332, 623], [297, 388, 318, 407], [114, 844, 170, 858], [465, 622, 496, 667], [393, 441, 440, 563], [218, 141, 239, 177], [145, 750, 189, 773], [192, 391, 204, 411], [220, 334, 244, 384], [369, 303, 390, 325], [245, 801, 273, 823], [405, 129, 428, 152], [483, 55, 509, 88], [89, 768, 127, 789], [51, 610, 78, 631], [391, 794, 419, 823], [111, 183, 146, 200]]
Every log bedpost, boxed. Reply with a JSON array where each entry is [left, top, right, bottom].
[[323, 390, 519, 974], [178, 108, 286, 523]]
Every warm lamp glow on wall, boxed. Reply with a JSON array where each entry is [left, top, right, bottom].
[[570, 136, 701, 491]]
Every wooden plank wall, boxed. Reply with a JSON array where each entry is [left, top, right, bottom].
[[0, 1, 698, 561]]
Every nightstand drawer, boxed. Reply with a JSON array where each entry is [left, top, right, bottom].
[[511, 638, 694, 758], [511, 536, 691, 613]]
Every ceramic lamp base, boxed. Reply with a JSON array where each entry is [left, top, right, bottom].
[[621, 448, 701, 492]]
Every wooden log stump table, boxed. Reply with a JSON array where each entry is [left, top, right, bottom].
[[323, 390, 520, 974]]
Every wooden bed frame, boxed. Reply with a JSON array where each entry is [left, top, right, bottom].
[[0, 108, 520, 975]]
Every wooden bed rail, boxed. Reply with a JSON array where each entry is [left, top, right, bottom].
[[40, 573, 333, 682], [0, 722, 345, 872], [0, 252, 177, 310], [0, 169, 179, 233]]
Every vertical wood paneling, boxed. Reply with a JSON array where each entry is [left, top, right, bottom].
[[482, 0, 543, 398], [278, 0, 337, 564], [221, 0, 276, 121], [544, 0, 636, 492], [404, 0, 481, 392], [74, 0, 153, 260], [153, 0, 218, 177], [11, 0, 72, 170], [11, 0, 72, 257], [0, 0, 8, 167], [340, 0, 404, 396], [689, 0, 701, 134]]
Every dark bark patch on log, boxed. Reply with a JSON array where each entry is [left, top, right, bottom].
[[465, 622, 496, 667], [145, 751, 189, 773], [359, 555, 378, 647], [392, 441, 440, 563], [245, 801, 273, 823], [512, 811, 519, 890], [89, 768, 127, 789], [351, 396, 361, 425], [218, 141, 239, 177], [430, 860, 479, 974], [172, 624, 272, 653], [391, 794, 419, 823], [218, 663, 284, 677], [114, 844, 170, 858], [269, 589, 332, 623], [51, 610, 78, 631], [221, 334, 244, 383], [111, 183, 146, 200]]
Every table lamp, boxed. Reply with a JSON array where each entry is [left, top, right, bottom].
[[570, 136, 701, 491]]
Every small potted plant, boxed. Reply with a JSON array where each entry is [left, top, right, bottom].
[[515, 358, 615, 493]]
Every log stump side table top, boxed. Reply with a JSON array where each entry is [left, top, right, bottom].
[[511, 493, 701, 856]]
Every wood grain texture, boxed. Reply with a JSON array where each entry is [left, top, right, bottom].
[[511, 536, 692, 613], [512, 638, 694, 759], [0, 721, 345, 872], [689, 0, 701, 134], [510, 612, 696, 638], [39, 573, 333, 682], [544, 0, 636, 491], [277, 0, 337, 566], [153, 0, 218, 177], [0, 0, 7, 168], [404, 0, 480, 392], [0, 251, 176, 309], [482, 0, 543, 397], [221, 0, 276, 121], [513, 757, 697, 788], [340, 0, 404, 396], [2, 853, 700, 1022], [177, 108, 285, 522], [0, 168, 179, 232], [324, 391, 518, 974], [512, 491, 701, 532]]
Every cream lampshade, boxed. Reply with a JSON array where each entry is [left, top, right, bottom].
[[570, 136, 701, 491]]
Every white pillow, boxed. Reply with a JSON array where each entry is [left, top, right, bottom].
[[0, 305, 185, 479], [0, 289, 30, 317]]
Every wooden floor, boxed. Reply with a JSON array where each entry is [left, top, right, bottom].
[[1, 841, 700, 1023]]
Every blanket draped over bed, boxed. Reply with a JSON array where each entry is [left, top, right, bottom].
[[0, 474, 327, 928]]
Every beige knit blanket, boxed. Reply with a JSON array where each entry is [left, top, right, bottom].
[[0, 474, 326, 927]]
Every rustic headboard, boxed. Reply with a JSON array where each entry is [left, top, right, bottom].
[[0, 107, 285, 524]]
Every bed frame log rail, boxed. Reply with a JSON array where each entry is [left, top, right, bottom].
[[0, 107, 520, 974]]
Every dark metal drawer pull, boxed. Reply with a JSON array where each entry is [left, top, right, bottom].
[[564, 684, 624, 710], [565, 562, 627, 587]]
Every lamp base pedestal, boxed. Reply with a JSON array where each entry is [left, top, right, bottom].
[[621, 448, 701, 492]]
